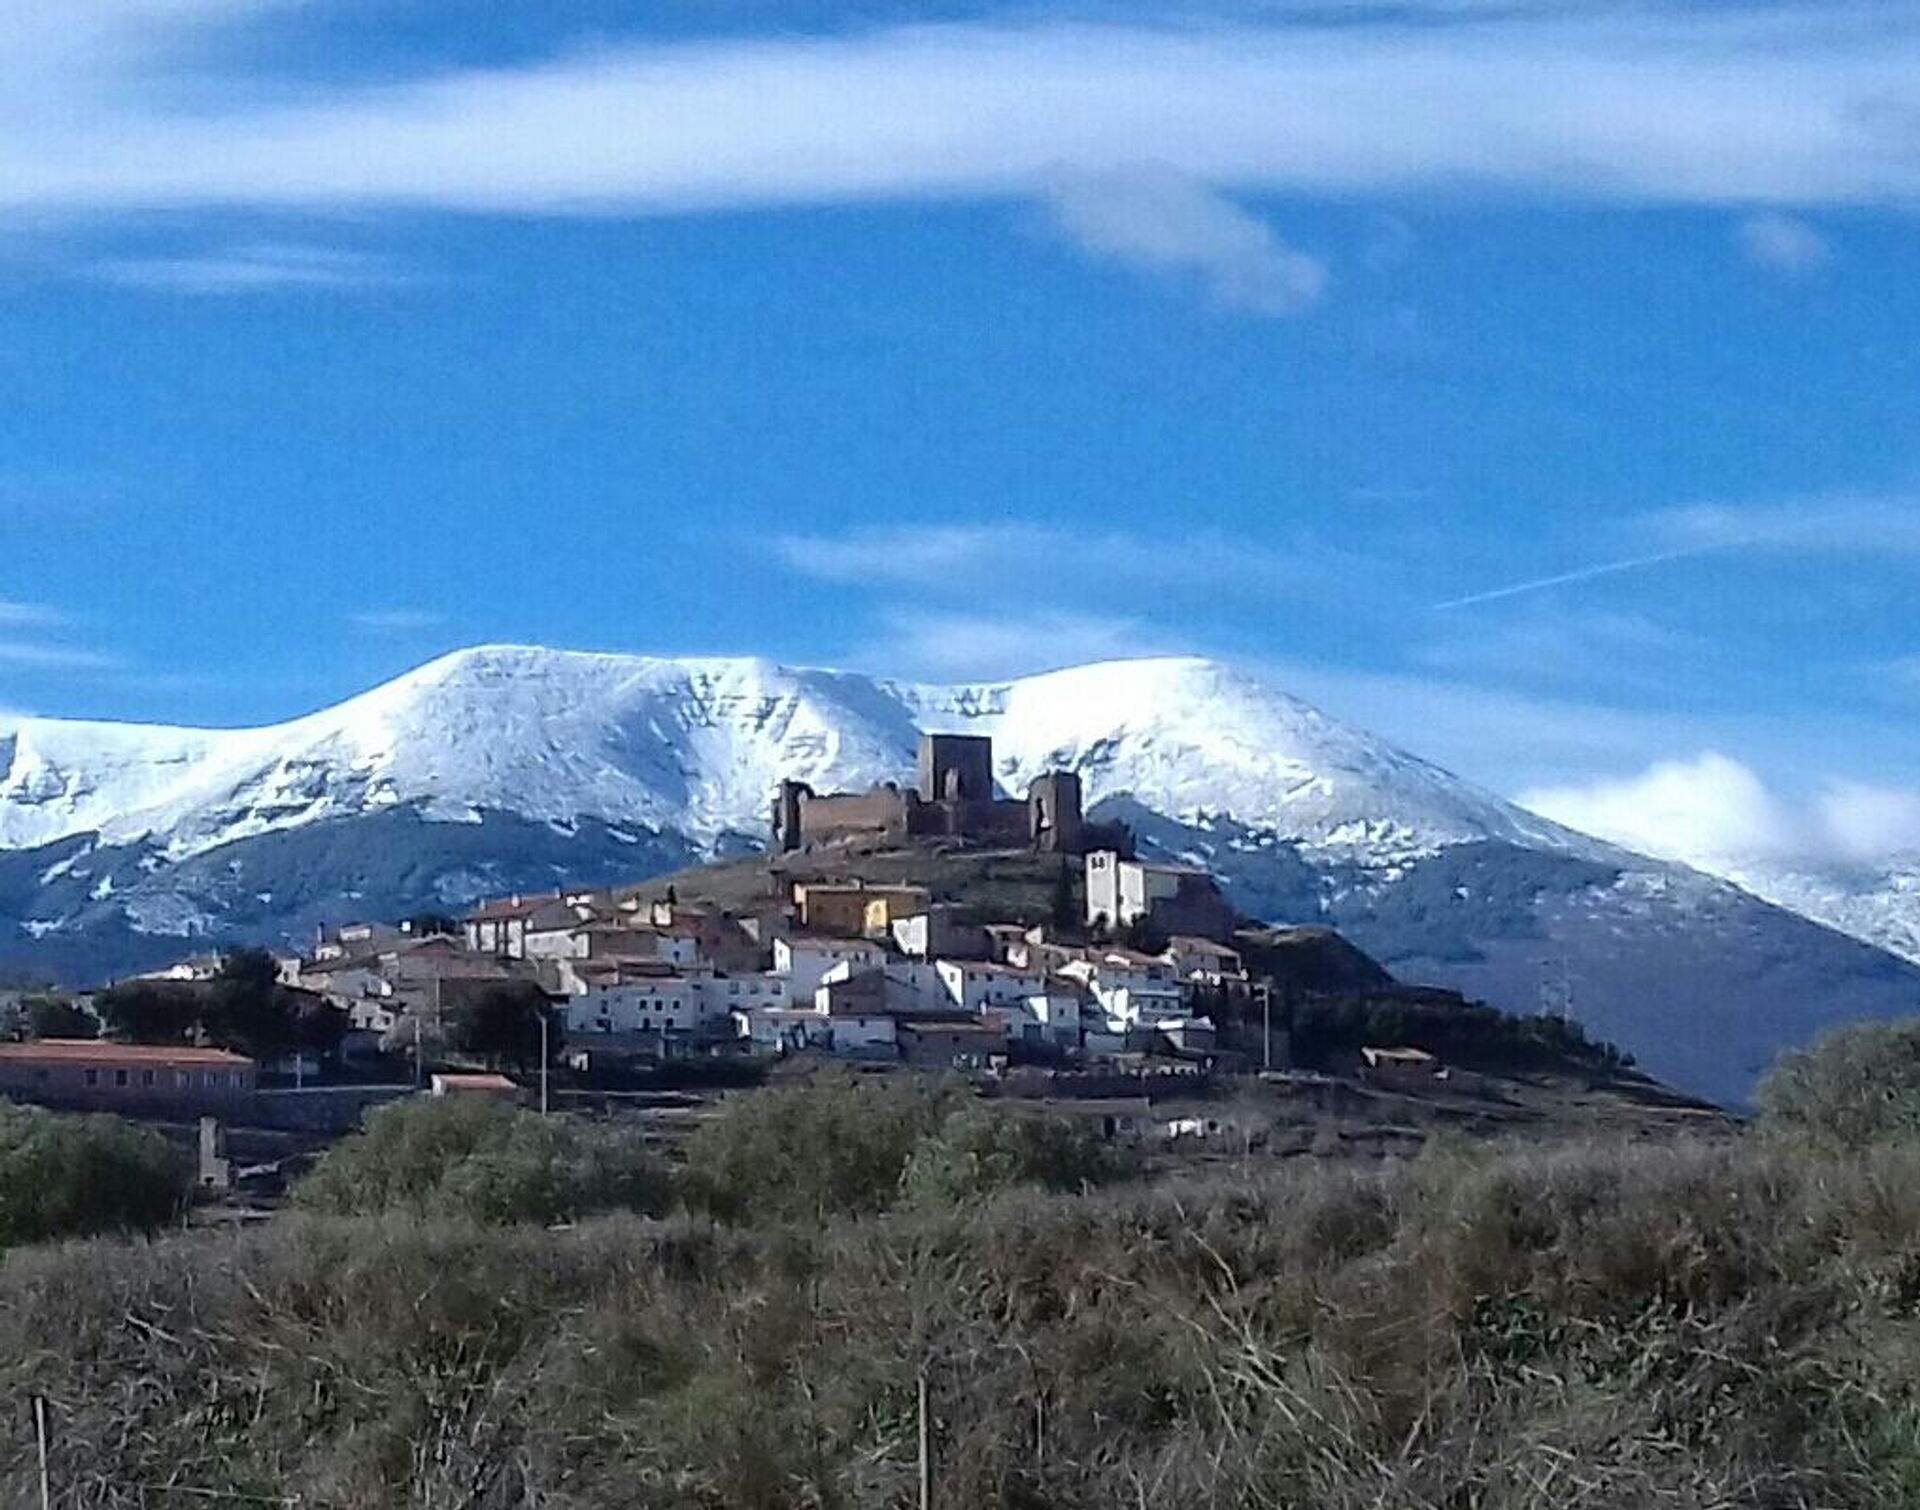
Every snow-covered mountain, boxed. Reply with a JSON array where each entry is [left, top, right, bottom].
[[0, 648, 1579, 865], [3, 645, 1916, 1103], [1578, 851, 1920, 969]]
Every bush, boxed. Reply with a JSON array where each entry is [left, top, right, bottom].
[[680, 1070, 964, 1222], [294, 1096, 668, 1225], [12, 1135, 1920, 1507], [1756, 1016, 1920, 1146], [0, 1105, 191, 1247], [900, 1105, 1124, 1207]]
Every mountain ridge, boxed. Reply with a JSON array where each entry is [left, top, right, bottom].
[[3, 644, 1916, 1105]]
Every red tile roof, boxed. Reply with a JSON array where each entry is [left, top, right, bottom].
[[466, 894, 560, 922], [0, 1039, 254, 1067]]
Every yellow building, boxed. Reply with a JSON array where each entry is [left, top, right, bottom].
[[793, 882, 932, 938]]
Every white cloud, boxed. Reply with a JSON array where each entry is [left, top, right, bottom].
[[88, 241, 401, 293], [876, 607, 1187, 681], [8, 8, 1920, 219], [1650, 494, 1920, 556], [770, 521, 1358, 593], [0, 640, 121, 670], [349, 608, 445, 633], [0, 600, 63, 628], [1043, 168, 1325, 314], [1522, 752, 1804, 864], [1736, 211, 1831, 272], [1818, 782, 1920, 861], [1522, 753, 1920, 867]]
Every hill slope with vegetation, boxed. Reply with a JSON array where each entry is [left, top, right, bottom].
[[3, 1033, 1920, 1507]]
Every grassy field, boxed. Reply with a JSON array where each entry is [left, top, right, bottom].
[[6, 1121, 1920, 1508]]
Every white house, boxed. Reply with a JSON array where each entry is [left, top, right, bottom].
[[934, 959, 1049, 1015], [773, 936, 886, 1003], [566, 975, 707, 1038], [738, 1005, 898, 1058], [1084, 851, 1235, 939], [698, 972, 789, 1016], [1021, 988, 1090, 1048], [1163, 936, 1246, 984], [891, 908, 990, 961], [1057, 951, 1189, 1027]]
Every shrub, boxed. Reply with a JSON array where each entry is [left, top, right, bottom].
[[680, 1070, 964, 1222], [900, 1105, 1123, 1207], [0, 1105, 191, 1246], [294, 1096, 668, 1224], [11, 1135, 1920, 1508], [1755, 1016, 1920, 1146]]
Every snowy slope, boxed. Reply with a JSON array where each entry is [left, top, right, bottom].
[[0, 646, 1588, 869], [3, 645, 1917, 1104], [1660, 857, 1920, 966]]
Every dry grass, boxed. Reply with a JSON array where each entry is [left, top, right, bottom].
[[3, 1132, 1920, 1506]]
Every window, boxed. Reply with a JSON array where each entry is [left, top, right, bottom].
[[141, 1069, 155, 1087], [114, 1069, 129, 1087], [231, 1073, 243, 1087], [177, 1071, 191, 1088], [84, 1069, 98, 1087]]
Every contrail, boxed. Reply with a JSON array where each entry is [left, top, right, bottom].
[[1431, 545, 1717, 611]]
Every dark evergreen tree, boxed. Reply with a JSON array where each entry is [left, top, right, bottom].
[[451, 982, 560, 1075], [1050, 860, 1078, 935]]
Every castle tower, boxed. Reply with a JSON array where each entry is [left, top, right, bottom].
[[916, 733, 994, 806], [1028, 771, 1084, 853], [772, 780, 812, 853]]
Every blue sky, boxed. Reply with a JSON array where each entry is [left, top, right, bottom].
[[3, 0, 1920, 868]]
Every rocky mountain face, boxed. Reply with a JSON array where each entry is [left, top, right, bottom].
[[2, 645, 1915, 1103]]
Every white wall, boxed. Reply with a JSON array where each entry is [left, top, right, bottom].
[[775, 939, 884, 1002]]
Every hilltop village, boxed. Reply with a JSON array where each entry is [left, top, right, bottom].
[[0, 733, 1652, 1145]]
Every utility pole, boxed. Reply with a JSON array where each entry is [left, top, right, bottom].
[[917, 1366, 932, 1510], [34, 1394, 50, 1510], [539, 1007, 550, 1116], [1261, 982, 1273, 1072]]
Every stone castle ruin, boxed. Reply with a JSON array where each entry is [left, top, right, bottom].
[[772, 733, 1125, 857]]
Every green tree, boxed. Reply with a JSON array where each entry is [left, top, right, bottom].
[[1050, 860, 1078, 935], [680, 1070, 964, 1223], [203, 948, 297, 1059], [900, 1104, 1123, 1207], [95, 980, 200, 1044], [1123, 913, 1163, 956], [294, 1096, 667, 1224], [1756, 1017, 1920, 1147], [22, 994, 98, 1040], [451, 982, 560, 1074], [0, 1106, 192, 1247]]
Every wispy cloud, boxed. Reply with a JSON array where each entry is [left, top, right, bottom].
[[87, 241, 402, 293], [0, 600, 64, 629], [1043, 168, 1325, 314], [1413, 606, 1702, 697], [1523, 753, 1920, 867], [0, 640, 121, 670], [877, 607, 1187, 681], [349, 608, 446, 633], [8, 8, 1920, 219], [1736, 212, 1831, 273], [1651, 494, 1920, 555], [771, 521, 1346, 593]]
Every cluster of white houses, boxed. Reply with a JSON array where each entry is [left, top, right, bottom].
[[270, 847, 1249, 1072]]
